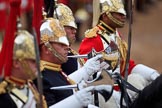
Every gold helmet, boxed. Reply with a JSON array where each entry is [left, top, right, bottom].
[[13, 30, 35, 60], [93, 0, 126, 27], [40, 18, 69, 63], [53, 3, 77, 29], [13, 30, 37, 80], [40, 18, 69, 46]]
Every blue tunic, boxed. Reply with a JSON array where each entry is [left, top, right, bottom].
[[35, 69, 73, 107]]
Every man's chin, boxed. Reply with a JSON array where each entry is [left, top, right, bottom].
[[61, 58, 68, 64], [118, 24, 125, 28], [69, 37, 76, 43]]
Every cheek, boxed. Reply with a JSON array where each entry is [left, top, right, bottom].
[[65, 29, 70, 34], [67, 29, 75, 35], [54, 45, 60, 51], [29, 63, 37, 72], [60, 49, 66, 54], [55, 46, 64, 54], [66, 32, 72, 38]]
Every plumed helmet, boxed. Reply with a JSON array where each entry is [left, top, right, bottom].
[[53, 3, 77, 29], [13, 30, 35, 60], [93, 0, 126, 26], [40, 18, 69, 46]]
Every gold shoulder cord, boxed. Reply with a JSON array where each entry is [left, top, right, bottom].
[[28, 80, 47, 108], [60, 71, 76, 85], [116, 36, 128, 73]]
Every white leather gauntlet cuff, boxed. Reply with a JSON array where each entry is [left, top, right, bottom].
[[49, 95, 82, 108], [68, 67, 89, 83]]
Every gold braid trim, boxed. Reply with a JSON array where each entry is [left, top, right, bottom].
[[98, 20, 116, 33], [40, 60, 62, 72], [5, 76, 26, 89], [107, 13, 124, 27]]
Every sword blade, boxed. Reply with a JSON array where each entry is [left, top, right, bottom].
[[50, 84, 78, 90], [67, 54, 88, 58]]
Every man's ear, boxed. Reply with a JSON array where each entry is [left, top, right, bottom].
[[41, 45, 50, 54], [101, 13, 107, 19], [12, 60, 20, 68]]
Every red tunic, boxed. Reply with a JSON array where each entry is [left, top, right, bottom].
[[79, 22, 136, 77]]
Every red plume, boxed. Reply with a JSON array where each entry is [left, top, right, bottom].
[[0, 0, 9, 31], [0, 0, 21, 77], [32, 0, 43, 44]]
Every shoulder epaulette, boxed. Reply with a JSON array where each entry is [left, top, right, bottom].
[[0, 80, 8, 94], [85, 27, 99, 38]]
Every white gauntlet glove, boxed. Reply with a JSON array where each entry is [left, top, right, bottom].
[[50, 86, 94, 108], [75, 85, 113, 108], [94, 85, 113, 92], [131, 64, 160, 81], [99, 61, 110, 71], [88, 104, 99, 108], [75, 86, 94, 107], [84, 55, 102, 76], [69, 55, 102, 83]]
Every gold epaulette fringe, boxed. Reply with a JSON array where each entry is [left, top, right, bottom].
[[0, 81, 8, 94], [85, 26, 99, 38]]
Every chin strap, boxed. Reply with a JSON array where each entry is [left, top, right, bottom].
[[107, 12, 125, 27], [44, 42, 67, 63]]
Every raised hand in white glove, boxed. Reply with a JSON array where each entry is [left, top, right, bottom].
[[69, 55, 102, 83], [84, 55, 103, 76], [99, 61, 110, 71], [76, 85, 113, 108], [75, 86, 94, 107], [78, 80, 87, 90]]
